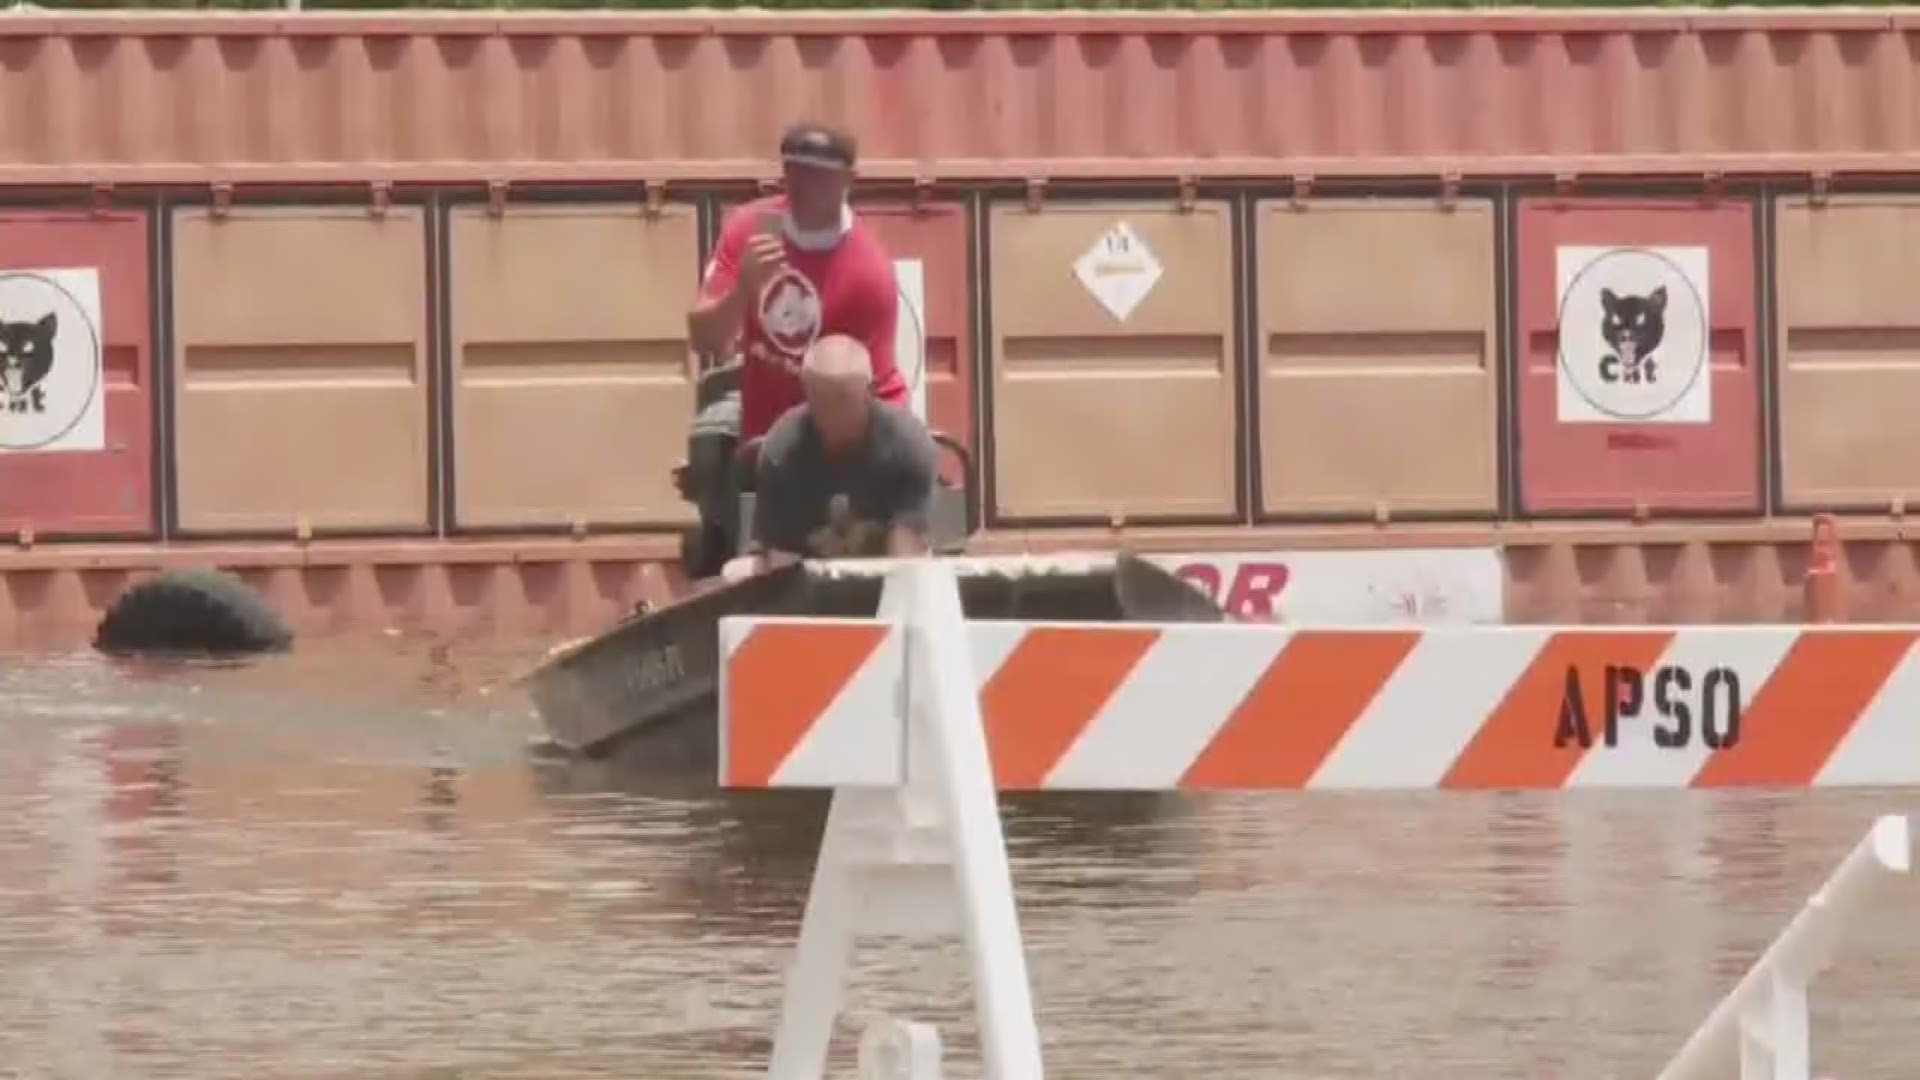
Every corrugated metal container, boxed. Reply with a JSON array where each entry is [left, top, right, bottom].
[[1514, 197, 1760, 514], [171, 203, 431, 535], [448, 197, 699, 531], [1773, 193, 1920, 513], [855, 200, 977, 491], [0, 209, 153, 537], [6, 11, 1920, 183], [1251, 195, 1499, 519], [986, 195, 1238, 523]]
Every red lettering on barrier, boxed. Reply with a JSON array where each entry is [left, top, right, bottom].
[[1173, 561, 1290, 620], [1173, 563, 1222, 602], [1223, 562, 1289, 620]]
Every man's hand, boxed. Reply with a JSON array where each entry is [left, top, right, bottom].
[[720, 553, 765, 583], [739, 215, 786, 293], [721, 549, 799, 583], [886, 521, 931, 557]]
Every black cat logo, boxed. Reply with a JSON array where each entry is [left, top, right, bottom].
[[1598, 286, 1664, 385], [0, 312, 56, 414]]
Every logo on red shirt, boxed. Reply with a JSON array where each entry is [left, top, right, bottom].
[[755, 266, 822, 373]]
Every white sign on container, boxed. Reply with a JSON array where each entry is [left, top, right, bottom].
[[1148, 547, 1505, 625], [1556, 244, 1711, 424], [0, 267, 104, 454], [1073, 221, 1162, 323], [893, 258, 927, 420]]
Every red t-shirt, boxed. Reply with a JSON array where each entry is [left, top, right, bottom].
[[699, 194, 907, 442]]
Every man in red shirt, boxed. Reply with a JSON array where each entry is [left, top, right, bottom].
[[687, 122, 908, 448]]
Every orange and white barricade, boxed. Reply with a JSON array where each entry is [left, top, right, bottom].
[[718, 558, 1915, 1080]]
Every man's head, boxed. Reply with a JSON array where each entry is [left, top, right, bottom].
[[802, 334, 874, 453], [779, 122, 856, 232]]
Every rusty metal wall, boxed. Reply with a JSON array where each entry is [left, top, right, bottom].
[[170, 203, 432, 536], [0, 183, 1884, 542], [447, 198, 699, 531], [7, 12, 1920, 183], [987, 196, 1239, 524], [1252, 196, 1500, 520], [1772, 193, 1920, 514], [855, 200, 977, 491], [1513, 196, 1762, 515], [0, 209, 153, 539], [9, 528, 1920, 650]]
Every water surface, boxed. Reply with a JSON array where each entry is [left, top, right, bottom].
[[1, 641, 1915, 1079]]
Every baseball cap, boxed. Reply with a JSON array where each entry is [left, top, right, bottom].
[[779, 123, 857, 171]]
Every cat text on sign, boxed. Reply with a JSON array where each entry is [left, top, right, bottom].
[[1555, 245, 1710, 425], [1073, 220, 1162, 322], [0, 268, 104, 454]]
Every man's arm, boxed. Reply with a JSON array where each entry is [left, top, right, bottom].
[[687, 213, 753, 354], [722, 448, 804, 581], [752, 443, 815, 559]]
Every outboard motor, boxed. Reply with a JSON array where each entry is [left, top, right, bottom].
[[676, 356, 745, 579]]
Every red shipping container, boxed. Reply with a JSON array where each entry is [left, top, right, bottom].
[[0, 13, 1910, 185], [708, 196, 977, 490], [1515, 198, 1759, 514], [0, 210, 154, 537], [853, 201, 976, 490]]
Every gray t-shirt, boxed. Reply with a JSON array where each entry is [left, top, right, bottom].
[[751, 401, 938, 558]]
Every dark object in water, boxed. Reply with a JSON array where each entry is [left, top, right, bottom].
[[94, 567, 293, 658], [523, 552, 1225, 760]]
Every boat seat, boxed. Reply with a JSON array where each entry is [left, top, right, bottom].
[[735, 430, 975, 557]]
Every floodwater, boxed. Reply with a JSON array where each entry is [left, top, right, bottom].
[[1, 639, 1917, 1080]]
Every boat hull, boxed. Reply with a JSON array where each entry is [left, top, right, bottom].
[[524, 553, 1223, 760]]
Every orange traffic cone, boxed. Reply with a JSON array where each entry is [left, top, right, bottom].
[[1804, 513, 1843, 623]]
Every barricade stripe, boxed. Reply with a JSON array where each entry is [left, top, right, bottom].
[[1442, 631, 1675, 789], [723, 622, 891, 787], [1047, 626, 1290, 789], [1818, 637, 1920, 785], [1692, 629, 1920, 788], [980, 626, 1158, 789], [1308, 629, 1548, 789], [1181, 630, 1420, 789]]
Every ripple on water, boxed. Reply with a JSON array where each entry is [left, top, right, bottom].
[[0, 643, 1917, 1078]]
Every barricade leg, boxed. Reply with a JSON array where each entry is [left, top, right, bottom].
[[1657, 814, 1909, 1080], [760, 560, 1044, 1080], [903, 562, 1044, 1079]]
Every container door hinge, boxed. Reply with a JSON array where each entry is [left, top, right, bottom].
[[1289, 174, 1313, 210], [1810, 171, 1833, 207], [643, 180, 667, 218], [1439, 172, 1462, 210], [369, 180, 392, 219], [1023, 178, 1046, 213], [1176, 177, 1197, 212], [210, 182, 234, 220], [487, 180, 509, 218]]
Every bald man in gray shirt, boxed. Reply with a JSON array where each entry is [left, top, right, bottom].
[[722, 334, 938, 582]]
